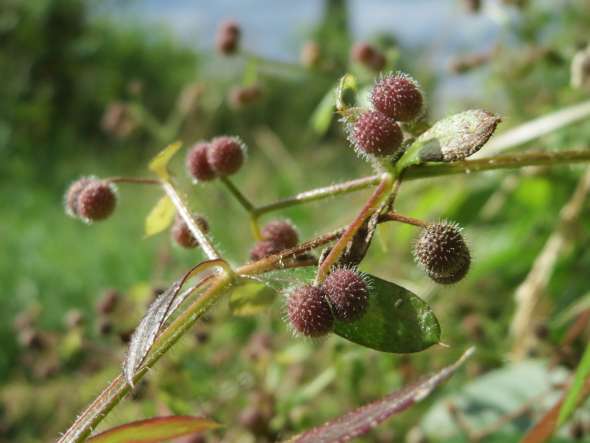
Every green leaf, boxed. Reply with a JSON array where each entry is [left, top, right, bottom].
[[148, 141, 182, 180], [335, 73, 357, 111], [396, 110, 501, 171], [558, 342, 590, 425], [309, 85, 337, 136], [242, 57, 259, 86], [333, 274, 441, 353], [87, 415, 220, 443], [229, 280, 277, 316], [144, 195, 176, 237]]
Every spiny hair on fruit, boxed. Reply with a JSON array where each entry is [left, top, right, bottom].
[[286, 284, 334, 337]]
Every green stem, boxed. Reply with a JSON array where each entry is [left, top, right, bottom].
[[107, 177, 161, 186], [220, 176, 255, 212], [253, 174, 382, 216], [403, 150, 590, 180]]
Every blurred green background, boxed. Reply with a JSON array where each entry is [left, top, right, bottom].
[[2, 0, 590, 441]]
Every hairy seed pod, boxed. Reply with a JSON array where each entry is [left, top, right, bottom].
[[65, 177, 93, 218], [322, 269, 369, 322], [228, 85, 262, 109], [96, 289, 120, 315], [186, 142, 216, 182], [216, 20, 241, 55], [414, 222, 471, 284], [352, 110, 403, 156], [300, 41, 321, 68], [207, 136, 245, 176], [287, 285, 334, 337], [371, 73, 424, 122], [261, 220, 299, 249], [351, 42, 386, 71], [77, 181, 117, 222], [171, 213, 209, 249]]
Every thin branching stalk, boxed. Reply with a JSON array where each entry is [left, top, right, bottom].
[[253, 174, 383, 216], [162, 181, 221, 260], [403, 150, 590, 180], [107, 177, 162, 186]]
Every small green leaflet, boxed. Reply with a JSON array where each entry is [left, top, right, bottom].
[[333, 274, 441, 353]]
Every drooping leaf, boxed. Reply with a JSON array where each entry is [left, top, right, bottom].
[[396, 110, 500, 171], [123, 260, 225, 386], [87, 415, 220, 443], [148, 141, 182, 180], [287, 348, 474, 443], [558, 343, 590, 425], [144, 195, 176, 237], [332, 274, 441, 353], [229, 280, 277, 316]]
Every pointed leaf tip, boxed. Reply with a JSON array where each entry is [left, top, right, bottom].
[[149, 141, 183, 180]]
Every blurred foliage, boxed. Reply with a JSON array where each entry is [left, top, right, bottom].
[[2, 0, 590, 442]]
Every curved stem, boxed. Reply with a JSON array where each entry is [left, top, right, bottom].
[[220, 176, 255, 212]]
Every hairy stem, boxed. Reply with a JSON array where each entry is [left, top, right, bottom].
[[220, 176, 255, 212], [316, 174, 394, 283], [58, 272, 233, 443], [403, 150, 590, 180], [162, 181, 221, 260], [107, 177, 162, 185], [254, 174, 382, 216]]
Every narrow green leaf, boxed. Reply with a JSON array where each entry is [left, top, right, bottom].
[[87, 415, 220, 443], [558, 342, 590, 425], [396, 109, 500, 171], [309, 85, 337, 136], [148, 141, 183, 180], [333, 274, 441, 353], [229, 280, 277, 316], [144, 195, 176, 237]]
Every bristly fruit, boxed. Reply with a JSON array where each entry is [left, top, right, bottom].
[[261, 220, 299, 249], [287, 285, 334, 337], [65, 177, 93, 218], [351, 42, 386, 72], [216, 20, 241, 55], [371, 73, 424, 122], [207, 136, 246, 176], [351, 110, 403, 157], [171, 213, 209, 249], [414, 222, 471, 284], [322, 268, 369, 322], [186, 142, 216, 182], [77, 180, 117, 222]]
